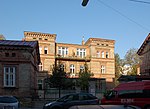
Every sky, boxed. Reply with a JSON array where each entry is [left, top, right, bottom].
[[0, 0, 150, 59]]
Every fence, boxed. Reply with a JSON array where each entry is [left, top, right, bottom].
[[37, 88, 104, 101]]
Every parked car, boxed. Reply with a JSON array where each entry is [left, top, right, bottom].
[[0, 96, 19, 109], [43, 93, 99, 109], [69, 105, 141, 109]]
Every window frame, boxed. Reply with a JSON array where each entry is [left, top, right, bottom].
[[44, 47, 48, 54], [3, 66, 16, 87], [101, 65, 105, 74], [58, 47, 68, 57], [77, 48, 86, 58]]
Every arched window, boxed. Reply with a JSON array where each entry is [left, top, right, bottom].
[[39, 46, 42, 54], [70, 64, 75, 77], [39, 63, 43, 71], [60, 64, 64, 72], [102, 51, 104, 58], [101, 65, 105, 74], [106, 52, 109, 58], [44, 47, 48, 54], [97, 51, 100, 58], [80, 65, 84, 72]]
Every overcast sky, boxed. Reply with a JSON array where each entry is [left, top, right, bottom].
[[0, 0, 150, 58]]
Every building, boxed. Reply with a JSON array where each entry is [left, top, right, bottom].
[[0, 40, 40, 99], [24, 31, 115, 89], [137, 33, 150, 76]]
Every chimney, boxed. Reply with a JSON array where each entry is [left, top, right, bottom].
[[82, 36, 85, 45]]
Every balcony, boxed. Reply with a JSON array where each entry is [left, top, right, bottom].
[[55, 55, 91, 62]]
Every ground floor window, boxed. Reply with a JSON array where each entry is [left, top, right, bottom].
[[3, 66, 16, 87]]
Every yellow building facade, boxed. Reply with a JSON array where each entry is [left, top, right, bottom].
[[24, 31, 115, 84]]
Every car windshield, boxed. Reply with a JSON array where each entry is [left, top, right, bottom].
[[0, 96, 18, 103], [57, 95, 70, 102]]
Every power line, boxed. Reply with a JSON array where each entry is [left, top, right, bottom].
[[129, 0, 150, 4], [97, 0, 150, 32]]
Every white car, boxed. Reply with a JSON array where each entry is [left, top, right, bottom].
[[0, 96, 19, 109], [69, 105, 141, 109]]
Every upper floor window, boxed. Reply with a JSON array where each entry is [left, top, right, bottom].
[[97, 51, 100, 58], [44, 47, 48, 54], [101, 65, 105, 74], [12, 53, 16, 57], [77, 48, 86, 58], [58, 47, 68, 57], [102, 51, 104, 58], [5, 53, 9, 57], [4, 66, 16, 87], [106, 52, 109, 58], [39, 63, 43, 71], [39, 47, 42, 54]]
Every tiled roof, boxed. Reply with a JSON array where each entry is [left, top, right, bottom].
[[0, 40, 38, 48]]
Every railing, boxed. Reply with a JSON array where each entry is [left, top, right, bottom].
[[55, 55, 91, 62]]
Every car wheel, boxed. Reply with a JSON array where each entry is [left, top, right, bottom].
[[144, 105, 150, 109]]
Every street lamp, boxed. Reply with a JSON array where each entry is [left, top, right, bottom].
[[82, 0, 89, 6]]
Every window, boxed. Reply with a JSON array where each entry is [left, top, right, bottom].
[[39, 63, 43, 71], [38, 79, 43, 90], [118, 90, 143, 98], [101, 65, 105, 74], [77, 48, 86, 58], [101, 51, 104, 58], [60, 64, 64, 72], [106, 52, 109, 58], [58, 47, 68, 57], [70, 64, 75, 76], [80, 65, 84, 72], [44, 47, 48, 54], [97, 51, 100, 58], [39, 47, 42, 54], [4, 67, 16, 87], [12, 53, 16, 57], [5, 53, 9, 57], [39, 38, 42, 40]]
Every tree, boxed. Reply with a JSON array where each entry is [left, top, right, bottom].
[[124, 48, 140, 75], [0, 34, 6, 40], [77, 62, 93, 92], [45, 61, 66, 98], [114, 53, 123, 86], [45, 61, 74, 98]]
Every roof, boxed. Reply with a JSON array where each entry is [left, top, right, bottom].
[[0, 40, 38, 48], [114, 81, 150, 90], [85, 37, 115, 45], [0, 40, 40, 64], [137, 33, 150, 55]]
